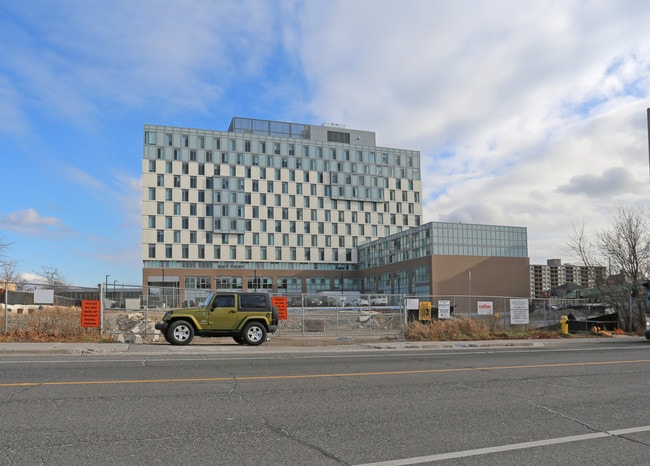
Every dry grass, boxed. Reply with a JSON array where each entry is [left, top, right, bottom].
[[404, 317, 560, 341], [0, 307, 114, 343]]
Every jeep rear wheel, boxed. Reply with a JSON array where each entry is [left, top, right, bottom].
[[167, 320, 194, 345], [242, 322, 267, 346]]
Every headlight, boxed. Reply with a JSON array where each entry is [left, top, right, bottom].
[[646, 319, 650, 328]]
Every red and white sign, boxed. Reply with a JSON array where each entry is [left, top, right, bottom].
[[271, 296, 288, 320], [81, 300, 101, 328], [477, 301, 493, 315]]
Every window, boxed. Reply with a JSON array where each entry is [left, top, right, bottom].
[[327, 131, 350, 143]]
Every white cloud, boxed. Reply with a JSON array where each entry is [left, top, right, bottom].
[[288, 0, 650, 263], [0, 209, 73, 237], [0, 0, 279, 124]]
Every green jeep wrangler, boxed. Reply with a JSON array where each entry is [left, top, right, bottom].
[[155, 292, 279, 346]]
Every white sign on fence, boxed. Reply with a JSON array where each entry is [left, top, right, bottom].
[[34, 289, 54, 304], [477, 301, 493, 315], [437, 300, 451, 319], [406, 298, 420, 310], [509, 299, 529, 324]]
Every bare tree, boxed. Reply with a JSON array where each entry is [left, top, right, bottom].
[[38, 265, 68, 288], [567, 223, 601, 268], [568, 207, 650, 331], [598, 207, 650, 331], [0, 240, 17, 284]]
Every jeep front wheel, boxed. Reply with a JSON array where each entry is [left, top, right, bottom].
[[242, 322, 267, 346], [167, 320, 195, 345]]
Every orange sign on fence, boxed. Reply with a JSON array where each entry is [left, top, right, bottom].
[[81, 300, 101, 328], [272, 296, 288, 320]]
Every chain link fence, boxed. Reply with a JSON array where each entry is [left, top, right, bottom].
[[2, 284, 607, 340]]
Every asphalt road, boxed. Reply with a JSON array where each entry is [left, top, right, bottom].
[[0, 338, 649, 465]]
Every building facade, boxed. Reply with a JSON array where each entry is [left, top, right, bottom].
[[529, 259, 607, 298], [357, 222, 530, 310], [141, 117, 531, 306], [142, 117, 423, 297]]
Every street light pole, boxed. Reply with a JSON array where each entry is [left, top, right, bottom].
[[105, 274, 110, 302], [468, 270, 472, 317]]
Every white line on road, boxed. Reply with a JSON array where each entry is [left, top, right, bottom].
[[355, 425, 650, 466]]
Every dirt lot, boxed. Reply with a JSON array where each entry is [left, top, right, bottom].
[[1, 306, 404, 344]]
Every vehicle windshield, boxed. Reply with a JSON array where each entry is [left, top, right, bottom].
[[202, 293, 215, 308]]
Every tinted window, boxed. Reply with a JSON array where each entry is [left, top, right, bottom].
[[239, 294, 267, 308], [214, 295, 235, 308]]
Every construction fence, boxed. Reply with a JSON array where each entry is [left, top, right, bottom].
[[1, 283, 604, 340]]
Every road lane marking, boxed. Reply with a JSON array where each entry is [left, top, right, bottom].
[[354, 425, 650, 465], [0, 358, 649, 387]]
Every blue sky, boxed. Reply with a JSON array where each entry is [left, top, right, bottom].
[[1, 0, 649, 287]]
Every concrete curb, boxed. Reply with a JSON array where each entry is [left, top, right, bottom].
[[0, 335, 641, 356]]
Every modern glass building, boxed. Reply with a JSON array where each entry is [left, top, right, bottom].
[[141, 117, 531, 304], [142, 117, 423, 295], [356, 222, 530, 303]]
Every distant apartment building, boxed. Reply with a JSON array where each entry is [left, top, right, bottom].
[[141, 117, 530, 306], [530, 259, 607, 298]]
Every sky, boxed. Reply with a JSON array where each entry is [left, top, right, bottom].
[[0, 0, 649, 288]]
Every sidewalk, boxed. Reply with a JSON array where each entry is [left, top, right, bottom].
[[0, 334, 634, 356]]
